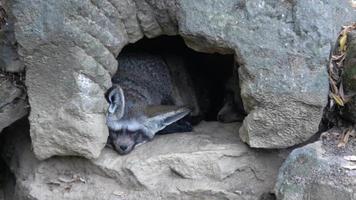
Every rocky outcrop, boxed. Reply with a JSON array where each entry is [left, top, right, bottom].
[[9, 0, 121, 160], [7, 0, 355, 159], [275, 130, 356, 200], [2, 121, 288, 200], [229, 1, 354, 148]]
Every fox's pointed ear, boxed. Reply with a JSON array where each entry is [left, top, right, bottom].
[[105, 85, 125, 117], [143, 107, 191, 135]]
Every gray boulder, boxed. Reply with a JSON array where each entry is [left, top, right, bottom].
[[2, 121, 288, 200], [176, 0, 354, 148], [275, 130, 356, 200], [9, 0, 120, 159]]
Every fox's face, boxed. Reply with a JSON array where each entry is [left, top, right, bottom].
[[105, 85, 190, 155], [108, 127, 151, 154]]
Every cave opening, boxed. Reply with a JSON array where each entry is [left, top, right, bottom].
[[113, 35, 246, 124]]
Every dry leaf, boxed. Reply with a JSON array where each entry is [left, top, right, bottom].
[[331, 54, 344, 61], [330, 93, 344, 106], [338, 128, 354, 147], [329, 77, 338, 94], [329, 72, 339, 81], [57, 175, 86, 184], [58, 177, 74, 183], [339, 82, 345, 101], [113, 191, 124, 196], [339, 33, 347, 52], [343, 92, 356, 103], [329, 99, 335, 109]]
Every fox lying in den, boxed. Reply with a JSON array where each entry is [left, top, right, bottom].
[[106, 52, 244, 155]]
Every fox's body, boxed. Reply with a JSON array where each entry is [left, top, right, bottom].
[[113, 52, 177, 118], [106, 52, 194, 154]]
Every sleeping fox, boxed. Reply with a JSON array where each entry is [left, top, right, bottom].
[[105, 52, 197, 155], [106, 52, 244, 155]]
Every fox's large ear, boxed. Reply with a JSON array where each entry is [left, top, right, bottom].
[[143, 106, 191, 136], [105, 85, 125, 117]]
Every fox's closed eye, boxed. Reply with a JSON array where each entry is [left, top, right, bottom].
[[109, 130, 118, 140], [134, 130, 151, 145]]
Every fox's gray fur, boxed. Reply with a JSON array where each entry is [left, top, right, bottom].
[[106, 52, 195, 155]]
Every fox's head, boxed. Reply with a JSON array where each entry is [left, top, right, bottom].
[[105, 85, 190, 154]]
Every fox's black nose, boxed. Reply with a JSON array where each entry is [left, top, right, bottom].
[[119, 145, 128, 151]]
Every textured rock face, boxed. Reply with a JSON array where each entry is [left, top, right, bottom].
[[178, 0, 355, 147], [2, 121, 288, 200], [275, 130, 356, 200], [178, 0, 356, 148], [8, 0, 356, 158], [10, 0, 119, 159]]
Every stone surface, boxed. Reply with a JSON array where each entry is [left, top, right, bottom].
[[341, 30, 356, 123], [8, 0, 356, 160], [2, 121, 288, 200], [0, 78, 27, 133], [275, 129, 356, 200], [7, 0, 356, 160], [9, 0, 122, 159]]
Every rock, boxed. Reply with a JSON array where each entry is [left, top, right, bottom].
[[0, 78, 27, 132], [274, 129, 356, 200], [2, 121, 288, 200], [177, 0, 355, 148], [8, 0, 356, 159], [9, 0, 122, 159], [8, 0, 184, 160], [341, 30, 356, 123]]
